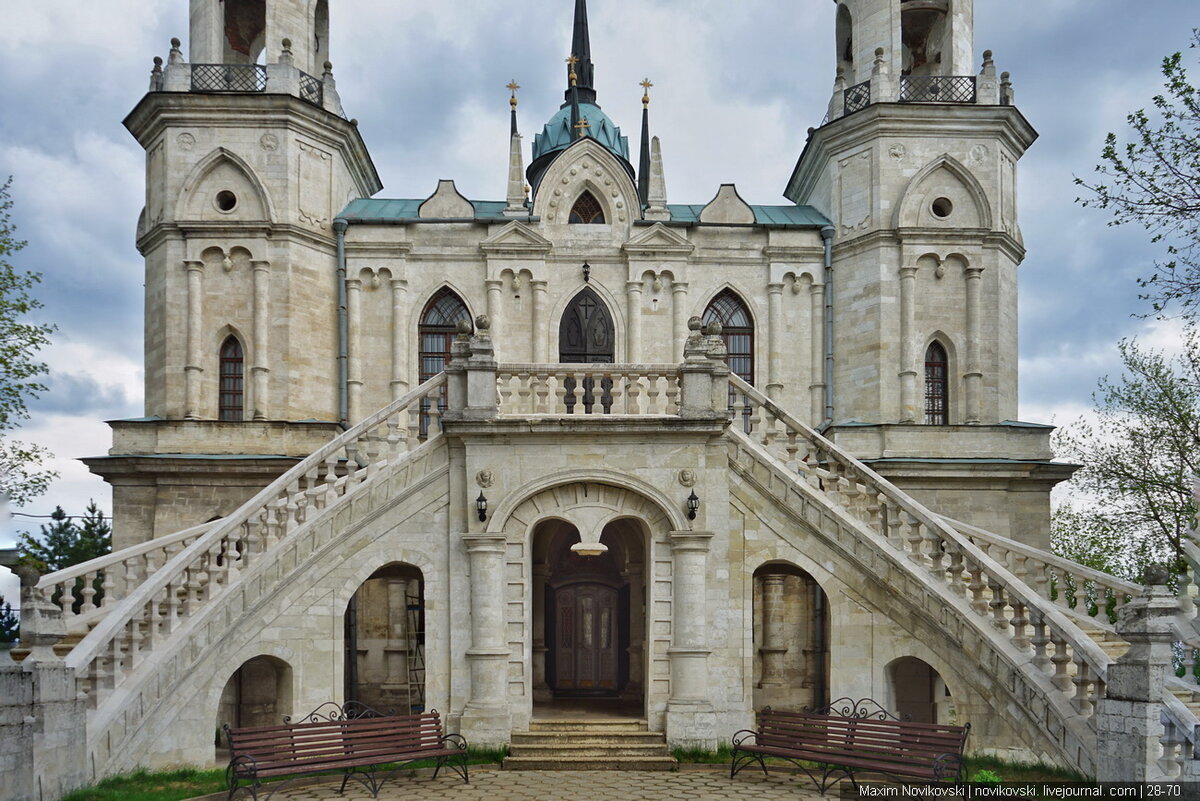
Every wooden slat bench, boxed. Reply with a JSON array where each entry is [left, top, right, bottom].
[[730, 698, 969, 795], [224, 702, 468, 800]]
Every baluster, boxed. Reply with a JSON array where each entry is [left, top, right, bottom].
[[607, 370, 623, 415], [407, 401, 422, 445], [925, 528, 946, 578], [100, 567, 116, 609], [987, 577, 1009, 631], [626, 374, 642, 415], [1071, 655, 1094, 718], [128, 610, 145, 668], [664, 373, 680, 414], [386, 411, 404, 458], [266, 498, 286, 547], [80, 570, 98, 615], [553, 372, 569, 414], [1074, 575, 1090, 615], [427, 393, 443, 433], [945, 543, 966, 596], [784, 430, 800, 469], [1028, 610, 1051, 671], [1159, 720, 1183, 779], [146, 588, 163, 649], [1049, 632, 1073, 692], [304, 461, 323, 511], [886, 505, 905, 550], [1032, 561, 1051, 602], [966, 561, 988, 615], [905, 514, 925, 563], [1010, 601, 1030, 650], [241, 520, 259, 569], [533, 370, 550, 413], [163, 579, 181, 635], [1183, 647, 1197, 687], [322, 453, 340, 507], [760, 409, 779, 450], [363, 430, 383, 478], [496, 370, 514, 413], [516, 371, 533, 415]]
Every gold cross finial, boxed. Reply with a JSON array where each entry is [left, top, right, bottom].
[[640, 77, 653, 108], [566, 54, 579, 86], [574, 117, 590, 137], [507, 79, 520, 109]]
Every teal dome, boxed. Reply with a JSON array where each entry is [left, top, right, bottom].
[[531, 103, 630, 164]]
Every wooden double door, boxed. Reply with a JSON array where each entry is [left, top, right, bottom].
[[549, 582, 624, 694]]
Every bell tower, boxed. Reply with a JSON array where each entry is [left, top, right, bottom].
[[92, 0, 382, 549], [784, 0, 1071, 546]]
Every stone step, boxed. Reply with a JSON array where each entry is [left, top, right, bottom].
[[511, 731, 665, 746], [509, 743, 671, 758], [503, 756, 678, 772], [527, 718, 647, 732]]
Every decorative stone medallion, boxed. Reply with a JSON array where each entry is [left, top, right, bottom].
[[678, 469, 697, 488], [176, 132, 195, 151], [475, 470, 495, 489], [260, 133, 279, 152]]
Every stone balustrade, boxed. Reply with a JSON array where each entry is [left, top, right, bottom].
[[496, 364, 681, 417], [726, 374, 1112, 769], [946, 516, 1140, 626], [52, 376, 446, 709]]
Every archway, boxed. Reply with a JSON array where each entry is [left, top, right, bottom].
[[215, 655, 292, 746], [752, 563, 829, 712], [887, 656, 956, 724], [531, 517, 647, 717], [344, 563, 425, 713]]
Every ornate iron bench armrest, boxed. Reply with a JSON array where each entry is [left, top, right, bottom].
[[932, 752, 965, 782], [440, 732, 468, 751], [731, 729, 759, 748], [225, 750, 260, 801]]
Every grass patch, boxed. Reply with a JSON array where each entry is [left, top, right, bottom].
[[673, 743, 733, 763], [58, 748, 509, 801], [962, 754, 1091, 783]]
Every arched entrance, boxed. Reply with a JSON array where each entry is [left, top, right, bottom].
[[531, 518, 646, 716], [559, 288, 616, 414], [752, 563, 830, 712], [887, 656, 957, 724], [215, 655, 292, 746], [344, 563, 425, 713]]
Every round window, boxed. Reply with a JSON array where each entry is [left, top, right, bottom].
[[931, 197, 953, 219], [215, 190, 238, 213]]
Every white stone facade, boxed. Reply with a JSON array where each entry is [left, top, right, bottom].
[[8, 3, 1159, 797]]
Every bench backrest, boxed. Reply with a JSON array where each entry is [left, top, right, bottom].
[[227, 710, 446, 766], [758, 708, 969, 769]]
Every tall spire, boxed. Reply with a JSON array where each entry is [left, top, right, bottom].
[[563, 0, 598, 106], [507, 79, 520, 137], [638, 78, 653, 207]]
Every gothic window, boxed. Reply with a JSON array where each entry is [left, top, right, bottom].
[[219, 336, 244, 421], [925, 341, 949, 425], [569, 191, 605, 224], [702, 290, 754, 386], [419, 288, 471, 429]]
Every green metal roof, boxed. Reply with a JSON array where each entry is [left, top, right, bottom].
[[665, 204, 830, 227], [339, 198, 829, 227], [532, 103, 630, 164]]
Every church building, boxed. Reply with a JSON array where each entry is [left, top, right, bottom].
[[11, 2, 1155, 793]]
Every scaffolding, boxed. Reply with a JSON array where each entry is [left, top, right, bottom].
[[405, 588, 426, 712]]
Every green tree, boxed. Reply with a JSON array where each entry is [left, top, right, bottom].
[[1052, 327, 1200, 577], [0, 176, 56, 504], [1075, 30, 1200, 318], [18, 501, 112, 612], [0, 595, 17, 644]]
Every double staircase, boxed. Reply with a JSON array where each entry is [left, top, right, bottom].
[[504, 718, 676, 771]]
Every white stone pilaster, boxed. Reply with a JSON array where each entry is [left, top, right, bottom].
[[671, 282, 689, 363], [346, 277, 363, 423], [626, 281, 643, 363], [251, 260, 270, 420], [532, 280, 548, 363], [390, 278, 409, 399], [485, 279, 504, 349], [666, 529, 716, 747], [767, 283, 784, 401], [964, 265, 984, 424], [184, 260, 204, 420], [460, 533, 511, 746], [758, 573, 788, 687], [899, 265, 918, 423]]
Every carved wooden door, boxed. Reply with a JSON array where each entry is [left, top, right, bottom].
[[553, 583, 619, 693], [559, 288, 614, 413]]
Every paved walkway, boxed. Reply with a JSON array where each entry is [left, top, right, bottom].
[[256, 767, 826, 800]]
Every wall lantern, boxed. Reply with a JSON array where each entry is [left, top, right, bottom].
[[686, 490, 700, 521], [476, 492, 488, 522], [582, 261, 591, 283]]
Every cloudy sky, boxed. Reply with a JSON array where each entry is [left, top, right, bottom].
[[0, 0, 1195, 599]]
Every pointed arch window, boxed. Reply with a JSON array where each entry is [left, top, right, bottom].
[[924, 341, 949, 425], [569, 191, 605, 224], [703, 290, 755, 386], [219, 336, 244, 421], [419, 289, 471, 431]]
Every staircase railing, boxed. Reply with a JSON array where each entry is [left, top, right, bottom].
[[496, 363, 681, 416], [943, 516, 1140, 627], [61, 375, 447, 707], [727, 376, 1112, 767]]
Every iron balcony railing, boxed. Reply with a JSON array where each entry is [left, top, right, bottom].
[[843, 80, 871, 115], [899, 75, 977, 104], [190, 63, 267, 93], [299, 70, 324, 106]]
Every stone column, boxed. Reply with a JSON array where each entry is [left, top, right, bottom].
[[460, 533, 511, 746], [963, 265, 984, 424], [898, 265, 918, 423], [485, 279, 504, 350], [666, 529, 716, 747], [766, 283, 784, 400], [251, 260, 270, 420], [390, 277, 409, 399], [531, 280, 548, 363], [346, 276, 363, 423], [626, 280, 643, 363], [809, 282, 825, 423], [184, 260, 205, 419], [671, 282, 689, 363], [531, 563, 550, 702], [1096, 567, 1177, 782], [623, 564, 646, 698], [758, 574, 788, 687]]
